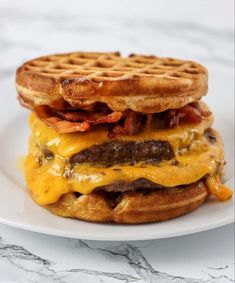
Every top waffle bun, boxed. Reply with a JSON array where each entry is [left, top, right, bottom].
[[16, 52, 208, 113]]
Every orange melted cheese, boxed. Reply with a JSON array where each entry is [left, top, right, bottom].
[[25, 112, 233, 205], [206, 175, 233, 201], [25, 154, 71, 204]]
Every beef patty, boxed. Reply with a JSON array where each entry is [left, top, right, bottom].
[[70, 140, 174, 167], [94, 178, 163, 193]]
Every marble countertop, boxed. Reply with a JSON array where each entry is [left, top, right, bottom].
[[0, 223, 234, 282], [0, 0, 234, 282]]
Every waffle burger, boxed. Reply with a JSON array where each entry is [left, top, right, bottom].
[[16, 52, 233, 223]]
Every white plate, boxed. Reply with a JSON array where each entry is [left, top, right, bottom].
[[0, 68, 234, 241]]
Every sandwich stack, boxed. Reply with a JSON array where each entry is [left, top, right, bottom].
[[16, 52, 233, 223]]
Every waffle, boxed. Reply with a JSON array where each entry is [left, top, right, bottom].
[[44, 181, 208, 223], [16, 52, 208, 113]]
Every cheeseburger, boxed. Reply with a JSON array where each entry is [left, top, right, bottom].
[[16, 52, 233, 223]]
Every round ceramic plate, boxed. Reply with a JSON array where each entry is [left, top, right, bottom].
[[0, 67, 234, 241]]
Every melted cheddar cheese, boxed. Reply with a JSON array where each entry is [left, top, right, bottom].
[[206, 175, 233, 201], [25, 112, 233, 205], [25, 154, 71, 204]]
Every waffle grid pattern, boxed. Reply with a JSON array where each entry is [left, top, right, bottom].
[[24, 52, 202, 82]]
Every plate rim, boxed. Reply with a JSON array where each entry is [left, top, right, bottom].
[[0, 213, 234, 241]]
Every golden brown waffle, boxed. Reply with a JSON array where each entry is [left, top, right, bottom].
[[16, 52, 208, 113], [44, 181, 208, 224]]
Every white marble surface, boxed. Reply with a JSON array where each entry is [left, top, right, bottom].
[[0, 223, 234, 282], [0, 0, 234, 282]]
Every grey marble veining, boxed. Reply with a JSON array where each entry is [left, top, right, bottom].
[[0, 238, 229, 282], [0, 224, 234, 282]]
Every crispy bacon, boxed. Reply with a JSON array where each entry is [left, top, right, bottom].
[[95, 112, 124, 124], [166, 110, 180, 128], [56, 110, 124, 124], [34, 102, 206, 136], [145, 114, 153, 129], [166, 105, 202, 128], [108, 110, 142, 138], [180, 105, 202, 123], [34, 105, 52, 119], [49, 99, 72, 110], [189, 102, 211, 117], [34, 106, 90, 134], [108, 125, 126, 138], [43, 117, 90, 134], [56, 111, 101, 122], [124, 110, 142, 135]]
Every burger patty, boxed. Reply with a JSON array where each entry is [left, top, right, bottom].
[[94, 178, 163, 193], [70, 140, 174, 167]]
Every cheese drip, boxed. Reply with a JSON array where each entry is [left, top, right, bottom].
[[206, 175, 233, 201]]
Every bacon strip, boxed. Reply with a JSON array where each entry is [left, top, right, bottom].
[[189, 102, 211, 117], [166, 110, 180, 128], [180, 105, 202, 123], [95, 112, 124, 124], [166, 105, 202, 128], [56, 110, 124, 124], [145, 114, 153, 129], [124, 110, 142, 135], [43, 118, 90, 134], [34, 102, 206, 136], [56, 111, 101, 122], [34, 106, 90, 134], [109, 110, 142, 138]]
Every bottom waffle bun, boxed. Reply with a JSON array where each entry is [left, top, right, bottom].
[[44, 181, 208, 223]]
